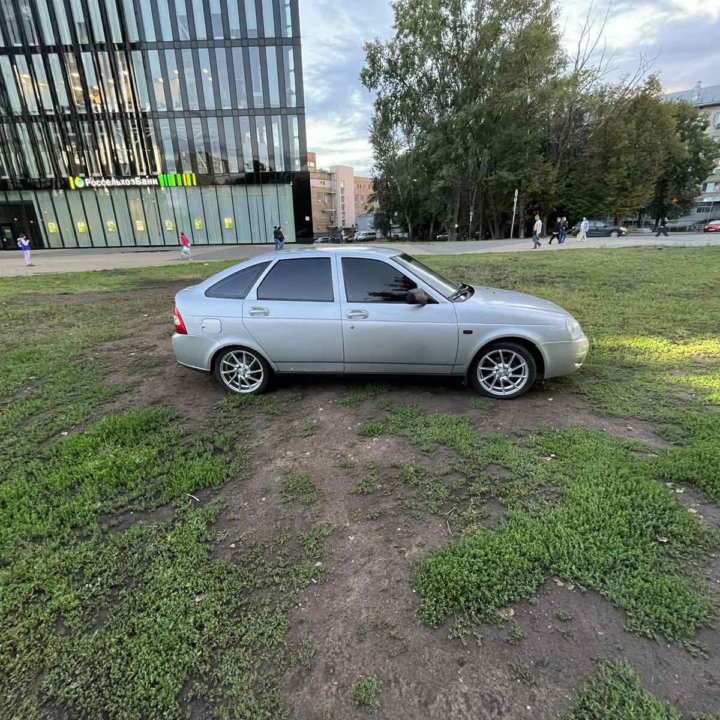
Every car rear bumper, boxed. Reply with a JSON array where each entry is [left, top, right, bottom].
[[541, 335, 589, 379], [172, 333, 215, 372]]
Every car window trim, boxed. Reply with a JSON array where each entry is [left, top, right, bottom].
[[255, 256, 336, 303]]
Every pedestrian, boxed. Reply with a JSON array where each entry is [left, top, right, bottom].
[[577, 217, 589, 242], [179, 231, 192, 260], [274, 225, 285, 251], [549, 217, 561, 244], [338, 228, 345, 245], [559, 217, 568, 244], [532, 214, 542, 249], [17, 234, 32, 266], [656, 217, 669, 237]]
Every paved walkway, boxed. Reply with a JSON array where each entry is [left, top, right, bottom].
[[1, 234, 718, 277]]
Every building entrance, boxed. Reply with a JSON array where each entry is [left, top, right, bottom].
[[0, 202, 43, 250]]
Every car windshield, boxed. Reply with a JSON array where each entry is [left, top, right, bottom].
[[394, 253, 461, 297]]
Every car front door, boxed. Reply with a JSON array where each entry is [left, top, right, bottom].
[[243, 256, 343, 372], [339, 256, 459, 374], [588, 222, 606, 237]]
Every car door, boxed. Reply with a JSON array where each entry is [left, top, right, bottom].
[[243, 256, 343, 372], [339, 256, 459, 374], [588, 222, 606, 237]]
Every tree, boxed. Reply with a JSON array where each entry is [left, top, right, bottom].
[[647, 102, 718, 222]]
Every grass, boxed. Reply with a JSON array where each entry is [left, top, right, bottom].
[[281, 473, 321, 505], [352, 463, 383, 495], [350, 675, 383, 711], [564, 662, 682, 720]]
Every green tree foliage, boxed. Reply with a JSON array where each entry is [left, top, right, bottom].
[[362, 0, 716, 237]]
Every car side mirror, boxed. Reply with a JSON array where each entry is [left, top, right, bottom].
[[406, 288, 430, 305]]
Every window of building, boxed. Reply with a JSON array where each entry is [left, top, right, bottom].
[[342, 258, 417, 303], [249, 47, 264, 108], [224, 117, 240, 173], [197, 49, 214, 109], [31, 56, 52, 113], [228, 0, 242, 38], [191, 117, 207, 173], [215, 48, 232, 109], [255, 117, 269, 170], [281, 0, 292, 36], [189, 0, 206, 38], [165, 50, 183, 110], [206, 262, 271, 298], [69, 0, 90, 42], [156, 1, 173, 40], [207, 117, 225, 173], [64, 55, 84, 110], [131, 51, 150, 111], [232, 48, 248, 108], [95, 52, 118, 113], [283, 47, 297, 106], [180, 50, 199, 110], [258, 258, 334, 301], [239, 116, 253, 171], [289, 115, 300, 170], [104, 0, 123, 42], [271, 115, 284, 171], [140, 1, 156, 41], [87, 0, 105, 42], [148, 51, 166, 110], [1, 0, 21, 45], [35, 1, 55, 44], [209, 0, 223, 38], [12, 56, 36, 114], [706, 182, 716, 193], [245, 0, 258, 37], [121, 0, 139, 41], [266, 47, 280, 108], [261, 0, 275, 36], [158, 119, 176, 172]]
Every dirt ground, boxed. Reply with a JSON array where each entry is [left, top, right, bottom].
[[92, 287, 720, 720]]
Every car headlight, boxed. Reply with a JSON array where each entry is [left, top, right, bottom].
[[620, 227, 627, 233], [566, 316, 584, 340]]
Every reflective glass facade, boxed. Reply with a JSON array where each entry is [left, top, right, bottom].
[[0, 0, 310, 248]]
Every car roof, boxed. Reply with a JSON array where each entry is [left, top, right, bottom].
[[251, 246, 401, 262]]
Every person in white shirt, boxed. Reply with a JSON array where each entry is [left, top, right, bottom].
[[532, 214, 542, 248], [577, 217, 589, 241]]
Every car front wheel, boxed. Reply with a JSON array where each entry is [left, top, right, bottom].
[[471, 342, 537, 399], [610, 230, 619, 238], [214, 347, 270, 395]]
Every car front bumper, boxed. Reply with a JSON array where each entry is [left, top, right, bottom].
[[541, 335, 589, 379]]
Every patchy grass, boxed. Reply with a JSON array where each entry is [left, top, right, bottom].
[[469, 397, 495, 410], [341, 382, 391, 408], [414, 425, 716, 642], [400, 463, 450, 516], [564, 662, 682, 720], [350, 675, 383, 711], [281, 473, 321, 506], [352, 463, 384, 495]]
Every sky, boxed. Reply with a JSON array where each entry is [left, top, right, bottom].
[[298, 0, 720, 176]]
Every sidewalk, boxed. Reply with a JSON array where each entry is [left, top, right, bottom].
[[1, 234, 718, 277]]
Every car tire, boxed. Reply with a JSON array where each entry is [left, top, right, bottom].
[[610, 230, 619, 238], [214, 347, 271, 395], [470, 342, 537, 400]]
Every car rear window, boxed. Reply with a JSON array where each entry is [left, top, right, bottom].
[[205, 262, 270, 299], [257, 257, 334, 302]]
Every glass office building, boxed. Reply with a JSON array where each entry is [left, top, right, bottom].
[[0, 0, 311, 249]]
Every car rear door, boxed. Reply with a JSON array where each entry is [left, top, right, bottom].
[[243, 256, 343, 372], [339, 256, 459, 374]]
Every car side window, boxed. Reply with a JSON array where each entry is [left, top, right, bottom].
[[342, 258, 417, 303], [205, 262, 270, 299], [257, 258, 334, 302]]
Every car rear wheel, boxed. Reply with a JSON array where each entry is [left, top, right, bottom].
[[610, 230, 619, 238], [214, 347, 270, 395], [471, 342, 537, 399]]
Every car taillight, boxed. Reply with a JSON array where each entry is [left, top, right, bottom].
[[173, 307, 188, 335]]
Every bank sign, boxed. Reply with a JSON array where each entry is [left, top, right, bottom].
[[68, 173, 197, 190]]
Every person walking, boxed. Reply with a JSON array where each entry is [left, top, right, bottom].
[[17, 234, 32, 266], [532, 214, 542, 249], [274, 225, 285, 251], [559, 217, 568, 244], [338, 228, 345, 245], [179, 231, 192, 260], [656, 217, 669, 237], [548, 217, 561, 244], [577, 217, 589, 242]]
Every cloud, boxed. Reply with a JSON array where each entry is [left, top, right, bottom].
[[299, 0, 720, 175]]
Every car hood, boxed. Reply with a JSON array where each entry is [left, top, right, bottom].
[[466, 286, 569, 318]]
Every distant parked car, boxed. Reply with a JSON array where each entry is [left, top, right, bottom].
[[354, 231, 377, 242], [703, 219, 720, 233], [172, 247, 589, 400], [570, 220, 627, 238], [436, 233, 449, 241], [314, 236, 334, 243]]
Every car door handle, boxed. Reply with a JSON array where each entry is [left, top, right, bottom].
[[249, 307, 270, 317], [347, 309, 369, 320]]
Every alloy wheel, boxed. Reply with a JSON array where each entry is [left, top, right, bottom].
[[476, 349, 530, 397], [218, 350, 265, 394]]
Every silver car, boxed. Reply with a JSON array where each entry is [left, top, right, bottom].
[[172, 247, 589, 399]]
